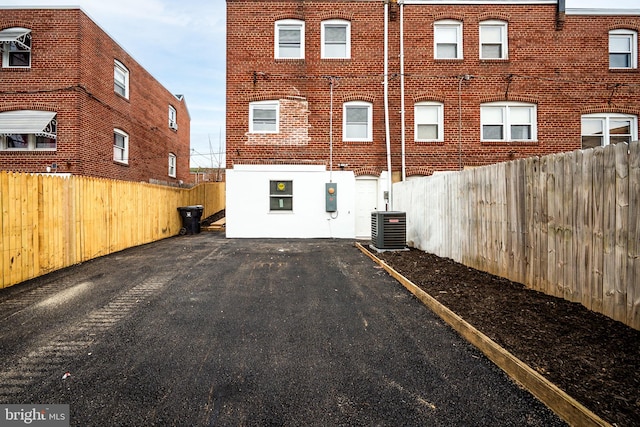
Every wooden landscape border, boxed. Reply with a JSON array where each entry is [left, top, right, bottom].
[[356, 242, 611, 427]]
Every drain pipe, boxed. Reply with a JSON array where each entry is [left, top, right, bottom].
[[399, 0, 406, 182], [384, 0, 392, 210]]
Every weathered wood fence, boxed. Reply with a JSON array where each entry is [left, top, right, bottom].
[[394, 141, 640, 330], [0, 172, 225, 289]]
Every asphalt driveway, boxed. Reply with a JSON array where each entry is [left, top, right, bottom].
[[0, 233, 565, 426]]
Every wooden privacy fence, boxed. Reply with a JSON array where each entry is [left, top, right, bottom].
[[394, 141, 640, 330], [0, 172, 225, 289]]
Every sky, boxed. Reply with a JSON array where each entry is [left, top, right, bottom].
[[0, 0, 226, 170], [0, 0, 638, 169]]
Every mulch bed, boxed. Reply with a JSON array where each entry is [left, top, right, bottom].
[[371, 248, 640, 427]]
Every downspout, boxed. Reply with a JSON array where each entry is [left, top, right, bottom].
[[384, 0, 392, 210], [399, 0, 406, 182], [556, 0, 566, 30]]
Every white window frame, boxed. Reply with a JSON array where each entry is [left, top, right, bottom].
[[169, 105, 178, 130], [114, 60, 129, 99], [479, 20, 508, 60], [269, 180, 293, 212], [1, 28, 32, 68], [113, 128, 129, 164], [0, 111, 57, 151], [343, 101, 373, 142], [414, 102, 444, 142], [249, 100, 279, 134], [480, 102, 537, 142], [275, 19, 305, 59], [168, 153, 177, 178], [609, 29, 638, 69], [434, 20, 463, 60], [321, 19, 351, 59], [1, 134, 57, 151], [581, 113, 638, 149]]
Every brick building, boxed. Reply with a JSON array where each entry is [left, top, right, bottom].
[[0, 7, 191, 184], [226, 0, 640, 238]]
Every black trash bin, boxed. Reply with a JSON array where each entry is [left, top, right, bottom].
[[177, 205, 204, 235]]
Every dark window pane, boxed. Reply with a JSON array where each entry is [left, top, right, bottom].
[[511, 125, 531, 140], [7, 134, 28, 148], [36, 136, 56, 149], [582, 136, 603, 149], [483, 125, 503, 140], [482, 44, 502, 59], [610, 53, 631, 68], [270, 197, 293, 211]]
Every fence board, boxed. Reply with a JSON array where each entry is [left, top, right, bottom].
[[525, 158, 537, 289], [614, 143, 629, 322], [562, 152, 574, 302], [573, 150, 586, 306], [591, 148, 605, 313], [395, 141, 639, 330], [546, 155, 558, 297], [603, 145, 617, 319], [556, 154, 566, 299], [1, 176, 224, 289], [627, 142, 640, 329]]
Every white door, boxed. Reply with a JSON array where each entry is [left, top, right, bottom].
[[355, 178, 378, 238]]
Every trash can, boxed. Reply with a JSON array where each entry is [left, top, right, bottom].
[[177, 205, 204, 235]]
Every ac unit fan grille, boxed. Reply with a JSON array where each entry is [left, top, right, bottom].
[[371, 211, 406, 249]]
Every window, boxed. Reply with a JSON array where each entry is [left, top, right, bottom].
[[581, 113, 637, 149], [250, 101, 279, 133], [343, 101, 372, 142], [275, 20, 304, 59], [322, 19, 350, 59], [168, 153, 177, 177], [434, 20, 462, 59], [414, 102, 444, 142], [114, 60, 129, 98], [481, 102, 537, 141], [169, 105, 178, 130], [0, 27, 32, 68], [609, 29, 637, 69], [270, 180, 293, 211], [0, 110, 56, 150], [480, 20, 508, 60], [113, 129, 129, 164]]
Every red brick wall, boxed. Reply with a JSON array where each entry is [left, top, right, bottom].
[[0, 8, 191, 184], [226, 1, 640, 174]]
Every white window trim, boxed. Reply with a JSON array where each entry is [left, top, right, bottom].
[[343, 101, 373, 142], [479, 20, 508, 60], [168, 153, 177, 178], [269, 180, 294, 212], [321, 19, 351, 59], [414, 101, 444, 142], [114, 60, 130, 99], [434, 20, 463, 60], [609, 29, 638, 69], [113, 128, 129, 164], [581, 113, 638, 147], [274, 19, 305, 59], [169, 105, 178, 130], [1, 134, 57, 151], [249, 100, 279, 134], [480, 101, 537, 142], [1, 27, 32, 68]]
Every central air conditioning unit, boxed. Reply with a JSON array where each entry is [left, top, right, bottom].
[[371, 211, 406, 250]]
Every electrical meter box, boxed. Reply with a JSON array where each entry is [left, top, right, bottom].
[[325, 183, 337, 212]]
